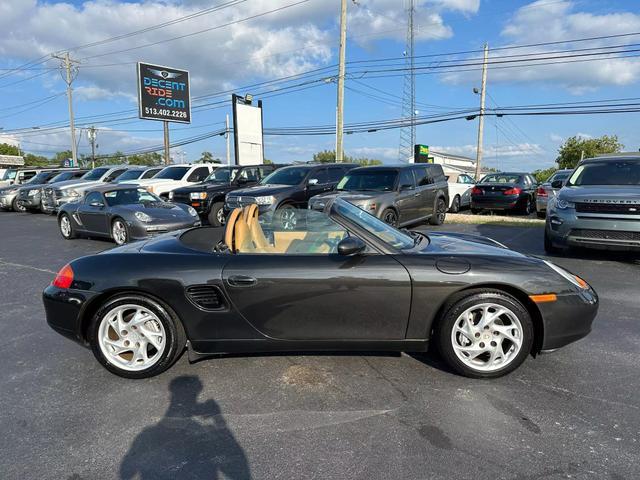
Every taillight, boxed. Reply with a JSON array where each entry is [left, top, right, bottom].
[[52, 264, 74, 289], [471, 187, 483, 195], [536, 186, 548, 197], [503, 187, 522, 195]]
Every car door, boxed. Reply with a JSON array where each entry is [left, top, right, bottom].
[[187, 166, 210, 184], [413, 166, 437, 220], [221, 228, 411, 341], [77, 191, 109, 233], [395, 168, 419, 224], [304, 167, 331, 203]]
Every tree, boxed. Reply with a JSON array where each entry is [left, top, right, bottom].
[[0, 143, 20, 156], [23, 153, 50, 167], [556, 135, 623, 169], [51, 150, 73, 164], [128, 152, 163, 166], [312, 149, 382, 166], [531, 167, 558, 183]]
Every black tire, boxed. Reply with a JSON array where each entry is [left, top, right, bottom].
[[275, 203, 298, 230], [519, 196, 533, 215], [88, 294, 187, 379], [435, 289, 534, 378], [381, 208, 398, 227], [544, 227, 561, 254], [536, 211, 546, 219], [207, 201, 225, 227], [12, 196, 26, 213], [449, 195, 461, 213], [58, 213, 77, 239], [428, 197, 447, 225], [111, 217, 129, 246], [471, 207, 481, 214]]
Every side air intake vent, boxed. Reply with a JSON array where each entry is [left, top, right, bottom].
[[185, 285, 225, 310]]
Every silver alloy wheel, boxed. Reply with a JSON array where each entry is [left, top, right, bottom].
[[216, 207, 225, 225], [436, 199, 447, 223], [97, 304, 166, 372], [382, 209, 398, 226], [450, 302, 523, 372], [60, 215, 71, 238], [279, 207, 297, 230], [112, 219, 127, 245], [451, 195, 460, 213]]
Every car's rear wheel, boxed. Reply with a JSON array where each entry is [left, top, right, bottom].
[[111, 218, 129, 245], [89, 295, 186, 379], [59, 213, 76, 239], [449, 195, 461, 213], [276, 204, 298, 230], [428, 197, 447, 225], [537, 211, 546, 219], [381, 208, 398, 227], [520, 196, 533, 215], [435, 289, 534, 378], [207, 201, 225, 227]]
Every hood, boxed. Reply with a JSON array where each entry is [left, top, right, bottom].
[[117, 202, 192, 217], [130, 178, 180, 187], [418, 231, 523, 257], [174, 182, 231, 194], [0, 185, 20, 194], [228, 184, 295, 197], [559, 185, 640, 203], [17, 182, 48, 191], [47, 178, 94, 190]]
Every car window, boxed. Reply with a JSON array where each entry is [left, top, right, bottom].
[[260, 166, 310, 186], [430, 165, 446, 182], [336, 170, 398, 192], [187, 167, 210, 182], [414, 167, 432, 186], [105, 169, 127, 182], [481, 174, 522, 184], [548, 171, 570, 183], [104, 188, 160, 206], [258, 167, 273, 179], [82, 167, 110, 181], [18, 171, 38, 183], [238, 167, 259, 182], [398, 168, 416, 189], [115, 169, 144, 181], [141, 168, 161, 179], [154, 166, 190, 180], [327, 167, 346, 183], [85, 192, 103, 205], [567, 160, 640, 186], [310, 167, 330, 184]]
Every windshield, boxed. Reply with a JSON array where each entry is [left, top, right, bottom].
[[2, 169, 16, 180], [549, 171, 570, 183], [337, 170, 398, 192], [48, 171, 73, 183], [205, 167, 240, 183], [331, 198, 414, 250], [104, 188, 161, 206], [480, 173, 522, 184], [260, 167, 309, 186], [82, 167, 110, 181], [567, 160, 640, 186], [116, 169, 144, 181], [154, 166, 190, 180], [25, 172, 52, 184]]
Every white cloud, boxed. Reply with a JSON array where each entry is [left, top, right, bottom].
[[74, 86, 136, 102], [575, 132, 592, 139], [442, 0, 640, 92], [0, 134, 20, 148], [433, 142, 544, 158], [549, 133, 564, 143], [349, 146, 398, 161]]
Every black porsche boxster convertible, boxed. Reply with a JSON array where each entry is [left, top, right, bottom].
[[43, 198, 598, 379]]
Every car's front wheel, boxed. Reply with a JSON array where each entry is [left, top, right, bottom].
[[89, 295, 186, 379], [276, 204, 298, 230], [544, 227, 561, 254], [435, 289, 534, 378], [381, 208, 398, 227], [207, 201, 225, 227], [111, 218, 129, 245], [12, 197, 26, 213], [59, 213, 76, 239]]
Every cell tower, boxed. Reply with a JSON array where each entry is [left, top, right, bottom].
[[399, 0, 415, 162]]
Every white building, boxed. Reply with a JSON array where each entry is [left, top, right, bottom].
[[430, 150, 477, 177]]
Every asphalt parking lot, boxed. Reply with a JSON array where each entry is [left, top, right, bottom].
[[1, 212, 639, 480]]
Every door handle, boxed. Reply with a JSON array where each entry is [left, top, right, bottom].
[[227, 275, 257, 287]]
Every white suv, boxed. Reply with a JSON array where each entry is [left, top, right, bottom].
[[124, 164, 216, 198]]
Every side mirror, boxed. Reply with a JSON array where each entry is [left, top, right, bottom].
[[90, 201, 104, 208], [551, 180, 563, 189], [308, 178, 319, 186], [337, 236, 366, 256], [399, 183, 414, 191], [237, 177, 249, 184]]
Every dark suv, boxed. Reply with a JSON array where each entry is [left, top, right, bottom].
[[309, 164, 450, 226], [224, 163, 357, 229], [170, 164, 280, 226]]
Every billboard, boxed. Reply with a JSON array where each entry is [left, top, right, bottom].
[[232, 94, 264, 166], [137, 62, 191, 123], [414, 144, 434, 163]]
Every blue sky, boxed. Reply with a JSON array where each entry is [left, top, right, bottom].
[[1, 0, 639, 171]]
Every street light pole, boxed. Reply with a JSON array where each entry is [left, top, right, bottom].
[[335, 0, 348, 162], [52, 52, 80, 167], [475, 43, 489, 180]]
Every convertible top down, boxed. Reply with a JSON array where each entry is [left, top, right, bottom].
[[43, 198, 598, 379]]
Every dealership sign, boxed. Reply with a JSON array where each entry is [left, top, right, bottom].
[[137, 62, 191, 123]]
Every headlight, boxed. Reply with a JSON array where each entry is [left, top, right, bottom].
[[190, 192, 207, 200], [168, 191, 174, 200], [134, 211, 153, 222], [62, 189, 80, 197], [187, 206, 198, 217], [543, 260, 589, 289], [255, 195, 275, 205], [555, 198, 575, 210], [28, 189, 39, 196]]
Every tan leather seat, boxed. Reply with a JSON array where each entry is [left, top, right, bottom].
[[243, 204, 274, 251], [234, 215, 253, 252], [224, 208, 243, 252]]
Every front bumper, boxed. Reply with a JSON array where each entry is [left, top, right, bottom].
[[538, 287, 598, 350], [224, 200, 275, 216], [17, 195, 42, 210], [127, 219, 201, 240], [0, 192, 17, 209], [546, 208, 640, 251]]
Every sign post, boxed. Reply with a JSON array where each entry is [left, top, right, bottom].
[[136, 62, 191, 165]]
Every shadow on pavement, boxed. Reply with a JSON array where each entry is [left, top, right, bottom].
[[119, 375, 251, 480]]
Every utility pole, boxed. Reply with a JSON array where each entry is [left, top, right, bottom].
[[163, 121, 170, 165], [88, 126, 97, 169], [52, 52, 80, 167], [399, 0, 416, 163], [225, 114, 231, 165], [474, 43, 489, 180], [335, 0, 348, 162]]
